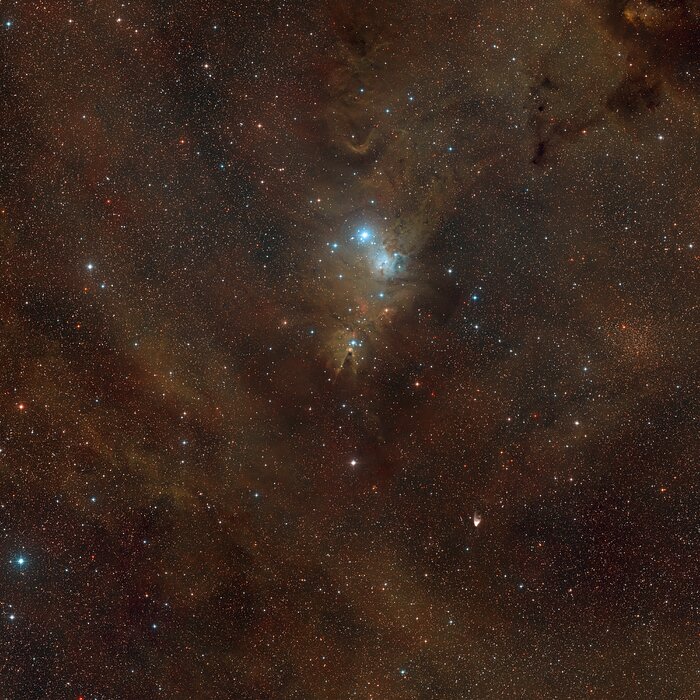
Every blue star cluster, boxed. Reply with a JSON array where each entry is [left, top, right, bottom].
[[0, 1, 696, 698]]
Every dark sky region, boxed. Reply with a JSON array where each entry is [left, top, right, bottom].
[[0, 1, 698, 698]]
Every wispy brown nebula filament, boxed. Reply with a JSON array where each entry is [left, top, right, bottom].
[[0, 1, 696, 697]]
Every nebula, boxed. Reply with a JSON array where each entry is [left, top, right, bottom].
[[0, 1, 696, 697]]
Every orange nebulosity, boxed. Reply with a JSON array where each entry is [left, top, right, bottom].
[[0, 0, 695, 697]]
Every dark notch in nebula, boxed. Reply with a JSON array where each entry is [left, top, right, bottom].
[[601, 0, 700, 92]]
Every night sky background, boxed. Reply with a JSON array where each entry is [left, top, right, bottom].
[[0, 1, 698, 698]]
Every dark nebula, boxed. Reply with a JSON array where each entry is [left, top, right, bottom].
[[0, 1, 697, 698]]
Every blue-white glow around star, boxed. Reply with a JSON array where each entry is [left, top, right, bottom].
[[356, 228, 372, 243]]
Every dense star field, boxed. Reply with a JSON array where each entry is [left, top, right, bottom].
[[0, 1, 698, 698]]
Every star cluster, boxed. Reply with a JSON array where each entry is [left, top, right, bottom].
[[0, 1, 697, 698]]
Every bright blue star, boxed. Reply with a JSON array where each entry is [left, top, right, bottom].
[[352, 227, 374, 245], [15, 557, 25, 567]]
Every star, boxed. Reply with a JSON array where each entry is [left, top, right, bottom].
[[0, 2, 694, 695]]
